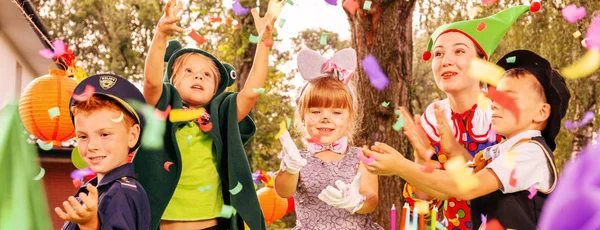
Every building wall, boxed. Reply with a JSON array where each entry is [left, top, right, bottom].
[[40, 160, 77, 229], [0, 29, 38, 110]]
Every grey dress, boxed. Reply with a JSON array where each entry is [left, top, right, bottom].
[[293, 147, 384, 230]]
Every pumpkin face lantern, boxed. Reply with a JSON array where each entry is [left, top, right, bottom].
[[18, 69, 77, 147]]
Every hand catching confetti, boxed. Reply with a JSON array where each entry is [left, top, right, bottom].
[[251, 0, 286, 43], [157, 0, 185, 37], [54, 184, 99, 225]]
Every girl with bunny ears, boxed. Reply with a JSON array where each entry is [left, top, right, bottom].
[[274, 48, 383, 230]]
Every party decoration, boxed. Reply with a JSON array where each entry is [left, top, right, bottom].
[[33, 168, 45, 181], [219, 204, 237, 218], [164, 161, 174, 172], [38, 40, 65, 59], [278, 18, 286, 28], [561, 4, 586, 24], [381, 101, 390, 107], [229, 182, 243, 195], [188, 29, 206, 45], [358, 151, 375, 165], [446, 156, 480, 192], [324, 0, 336, 6], [252, 88, 266, 94], [154, 105, 171, 121], [527, 186, 537, 199], [362, 54, 390, 91], [486, 86, 520, 123], [110, 112, 124, 123], [363, 1, 372, 10], [509, 168, 517, 187], [274, 120, 286, 140], [249, 34, 261, 44], [169, 108, 206, 122], [37, 140, 53, 151], [559, 49, 600, 79], [232, 0, 250, 16], [70, 147, 88, 169], [585, 15, 600, 49], [19, 71, 77, 147], [468, 58, 504, 86], [573, 31, 582, 38], [257, 186, 288, 224], [320, 33, 328, 45], [71, 84, 95, 101], [392, 113, 405, 131], [565, 111, 594, 129]]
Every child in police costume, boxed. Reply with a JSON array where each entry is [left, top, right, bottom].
[[134, 0, 285, 229], [362, 50, 570, 230], [56, 74, 151, 230]]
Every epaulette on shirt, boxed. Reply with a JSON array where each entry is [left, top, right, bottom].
[[118, 176, 138, 191]]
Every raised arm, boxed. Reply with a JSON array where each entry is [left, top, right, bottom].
[[143, 0, 185, 107]]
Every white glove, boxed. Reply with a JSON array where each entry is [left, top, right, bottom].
[[278, 131, 307, 174], [317, 172, 366, 214]]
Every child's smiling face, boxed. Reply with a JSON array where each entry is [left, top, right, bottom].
[[491, 71, 550, 139], [172, 54, 219, 108], [303, 107, 352, 145]]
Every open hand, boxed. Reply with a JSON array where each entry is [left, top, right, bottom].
[[318, 172, 366, 213], [279, 130, 307, 174], [433, 103, 463, 158], [251, 0, 286, 40], [360, 142, 407, 176], [398, 107, 432, 163], [157, 0, 185, 36], [54, 184, 99, 225]]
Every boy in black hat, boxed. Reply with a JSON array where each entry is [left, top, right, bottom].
[[55, 74, 150, 230], [360, 50, 570, 230]]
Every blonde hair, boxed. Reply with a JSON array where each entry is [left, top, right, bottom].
[[71, 95, 136, 129], [170, 52, 221, 94], [294, 77, 357, 141]]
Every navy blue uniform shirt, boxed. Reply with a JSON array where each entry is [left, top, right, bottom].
[[61, 163, 150, 230]]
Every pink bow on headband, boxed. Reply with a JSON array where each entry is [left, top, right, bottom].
[[322, 60, 353, 85]]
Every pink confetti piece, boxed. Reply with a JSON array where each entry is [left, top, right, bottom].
[[488, 129, 497, 144], [70, 168, 94, 181], [509, 168, 517, 187], [72, 84, 95, 101], [232, 1, 250, 16], [38, 40, 66, 59], [305, 134, 321, 144], [324, 0, 337, 5], [477, 21, 487, 32], [565, 111, 594, 129], [481, 214, 487, 230], [562, 4, 586, 24], [38, 49, 55, 59], [154, 105, 172, 121], [585, 14, 600, 49], [361, 54, 390, 91], [481, 0, 498, 5], [486, 86, 520, 123], [164, 161, 174, 172], [358, 151, 375, 165], [342, 0, 358, 15], [528, 186, 538, 199]]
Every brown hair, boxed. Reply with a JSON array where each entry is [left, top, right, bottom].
[[503, 68, 546, 102], [295, 77, 357, 138], [170, 53, 221, 94], [71, 95, 136, 129]]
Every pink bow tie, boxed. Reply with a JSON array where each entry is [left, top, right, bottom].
[[306, 136, 348, 155], [322, 60, 353, 84]]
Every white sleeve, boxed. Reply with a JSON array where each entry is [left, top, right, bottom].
[[485, 142, 551, 194]]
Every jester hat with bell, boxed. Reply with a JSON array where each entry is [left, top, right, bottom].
[[163, 40, 238, 96], [422, 2, 541, 61]]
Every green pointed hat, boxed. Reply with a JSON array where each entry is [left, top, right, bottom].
[[422, 2, 541, 61]]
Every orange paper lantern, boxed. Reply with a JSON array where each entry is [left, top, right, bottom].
[[257, 186, 288, 224], [18, 69, 77, 147]]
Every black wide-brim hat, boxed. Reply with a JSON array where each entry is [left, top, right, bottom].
[[69, 74, 146, 152], [496, 50, 571, 151]]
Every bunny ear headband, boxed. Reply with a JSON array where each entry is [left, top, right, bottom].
[[296, 48, 357, 102]]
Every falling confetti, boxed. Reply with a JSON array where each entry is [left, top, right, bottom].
[[70, 168, 94, 181], [467, 6, 483, 18], [392, 114, 405, 131], [358, 151, 375, 165], [37, 140, 53, 151], [421, 161, 441, 173], [278, 18, 286, 28], [164, 161, 174, 172], [381, 101, 390, 107], [229, 182, 243, 195], [324, 0, 337, 6], [414, 201, 429, 214], [72, 179, 83, 189], [188, 29, 206, 45], [286, 0, 294, 6], [468, 58, 504, 86], [274, 120, 287, 140], [72, 84, 95, 101], [110, 112, 124, 123], [249, 34, 261, 44], [363, 0, 372, 10], [446, 156, 480, 192], [573, 31, 582, 38], [565, 111, 595, 129], [361, 54, 390, 91], [509, 168, 517, 187], [155, 105, 172, 121], [559, 49, 600, 79], [232, 1, 250, 16], [319, 33, 328, 45], [219, 204, 237, 218], [504, 151, 517, 169], [343, 0, 359, 15], [305, 134, 321, 144], [481, 214, 487, 230], [71, 147, 88, 169], [187, 135, 192, 147], [561, 4, 586, 24], [528, 186, 538, 199], [478, 93, 491, 110], [33, 168, 45, 181], [476, 21, 487, 32], [585, 15, 600, 49], [48, 107, 60, 120], [252, 88, 266, 94], [486, 86, 520, 123], [209, 17, 222, 23], [38, 40, 65, 59], [286, 118, 292, 129], [169, 108, 206, 122], [488, 129, 497, 144], [481, 0, 498, 5], [198, 185, 212, 192], [505, 56, 516, 64]]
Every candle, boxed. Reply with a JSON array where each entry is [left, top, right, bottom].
[[400, 203, 408, 230], [412, 206, 419, 230], [391, 204, 397, 230], [419, 213, 425, 230], [430, 206, 437, 230], [404, 203, 411, 230]]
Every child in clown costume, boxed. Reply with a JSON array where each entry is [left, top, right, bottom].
[[397, 3, 541, 230], [134, 0, 285, 229]]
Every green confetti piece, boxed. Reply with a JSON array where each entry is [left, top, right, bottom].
[[229, 181, 243, 195], [381, 101, 390, 107], [394, 109, 400, 115], [198, 185, 211, 192], [71, 146, 88, 169], [128, 100, 166, 150], [436, 221, 447, 230], [392, 114, 405, 131], [249, 34, 261, 44], [252, 88, 266, 94], [219, 204, 237, 219], [320, 33, 328, 45], [286, 118, 292, 129], [48, 107, 60, 119], [37, 141, 53, 151], [506, 56, 516, 64], [363, 1, 372, 10], [278, 18, 286, 28], [286, 0, 294, 5], [33, 167, 45, 181], [444, 200, 448, 210], [187, 135, 192, 147]]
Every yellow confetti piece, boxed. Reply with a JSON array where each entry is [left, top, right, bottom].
[[415, 201, 429, 214], [477, 93, 491, 110], [573, 31, 582, 38], [73, 66, 88, 83], [468, 58, 504, 86], [169, 108, 205, 122], [504, 151, 517, 169], [449, 216, 460, 226], [274, 120, 287, 140], [229, 181, 243, 195], [110, 112, 124, 123], [48, 107, 60, 120], [560, 49, 600, 80], [445, 156, 480, 192]]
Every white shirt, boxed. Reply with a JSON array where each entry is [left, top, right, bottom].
[[484, 130, 552, 194]]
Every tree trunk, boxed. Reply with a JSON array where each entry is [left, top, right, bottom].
[[346, 0, 416, 228]]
